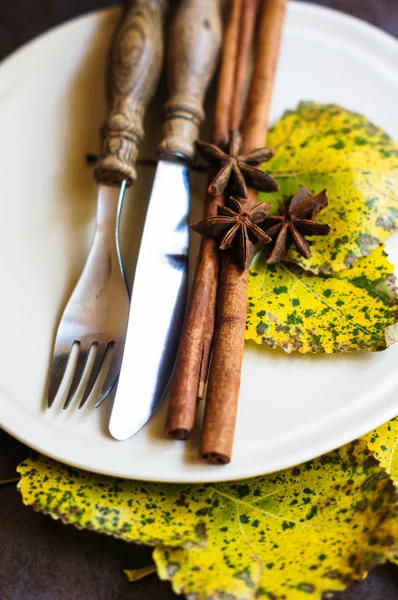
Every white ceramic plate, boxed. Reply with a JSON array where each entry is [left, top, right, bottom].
[[1, 2, 398, 483]]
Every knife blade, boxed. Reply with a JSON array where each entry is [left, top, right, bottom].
[[109, 0, 222, 440]]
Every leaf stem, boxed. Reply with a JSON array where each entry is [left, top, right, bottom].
[[0, 477, 19, 486], [124, 565, 157, 583]]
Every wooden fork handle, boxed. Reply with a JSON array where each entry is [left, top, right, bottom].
[[157, 0, 222, 163], [94, 0, 167, 186]]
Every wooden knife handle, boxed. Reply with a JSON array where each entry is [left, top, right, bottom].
[[157, 0, 222, 163], [95, 0, 167, 186]]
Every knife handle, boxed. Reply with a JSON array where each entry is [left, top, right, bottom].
[[95, 0, 167, 186], [157, 0, 222, 164]]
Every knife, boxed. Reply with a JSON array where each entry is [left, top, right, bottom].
[[109, 0, 222, 440]]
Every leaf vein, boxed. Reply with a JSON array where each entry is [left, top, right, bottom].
[[216, 491, 332, 532], [280, 264, 383, 342]]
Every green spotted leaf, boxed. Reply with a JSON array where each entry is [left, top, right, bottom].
[[262, 102, 398, 274], [18, 442, 398, 600], [364, 416, 398, 487], [364, 417, 398, 566], [154, 440, 397, 600], [246, 244, 398, 353], [17, 455, 210, 548]]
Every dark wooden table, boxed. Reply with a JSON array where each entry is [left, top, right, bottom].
[[1, 1, 398, 598]]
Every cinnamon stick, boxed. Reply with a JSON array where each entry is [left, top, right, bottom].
[[200, 0, 288, 464], [164, 0, 244, 439], [230, 0, 260, 131], [197, 0, 261, 399]]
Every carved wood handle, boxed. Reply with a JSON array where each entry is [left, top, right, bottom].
[[95, 0, 167, 186], [157, 0, 222, 163]]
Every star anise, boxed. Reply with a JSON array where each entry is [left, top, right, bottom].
[[261, 185, 331, 264], [190, 197, 272, 270], [195, 129, 279, 199]]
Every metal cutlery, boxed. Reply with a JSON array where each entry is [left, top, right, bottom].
[[47, 0, 167, 409], [109, 0, 222, 439]]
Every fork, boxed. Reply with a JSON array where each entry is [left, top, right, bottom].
[[47, 0, 167, 410]]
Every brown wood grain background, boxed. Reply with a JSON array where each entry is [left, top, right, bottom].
[[1, 1, 398, 599]]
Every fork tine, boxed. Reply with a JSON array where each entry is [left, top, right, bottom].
[[78, 343, 107, 409], [47, 353, 70, 408], [94, 343, 120, 408], [63, 345, 89, 410]]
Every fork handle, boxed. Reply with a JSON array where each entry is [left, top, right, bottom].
[[157, 0, 222, 163], [94, 0, 167, 186]]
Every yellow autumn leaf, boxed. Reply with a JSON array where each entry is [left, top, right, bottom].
[[263, 102, 398, 274], [363, 417, 398, 567], [154, 440, 397, 600], [17, 456, 209, 548], [18, 444, 398, 600], [246, 244, 398, 353], [363, 416, 398, 486]]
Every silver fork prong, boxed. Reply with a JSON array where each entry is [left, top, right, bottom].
[[94, 343, 120, 408], [78, 343, 107, 409], [47, 352, 70, 408], [63, 344, 89, 410]]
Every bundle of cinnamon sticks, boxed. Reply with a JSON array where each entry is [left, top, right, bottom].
[[165, 0, 288, 464]]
